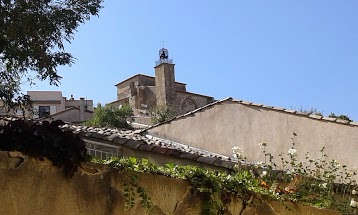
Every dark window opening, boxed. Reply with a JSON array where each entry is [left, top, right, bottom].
[[39, 106, 50, 118]]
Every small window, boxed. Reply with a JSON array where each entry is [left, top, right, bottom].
[[39, 106, 50, 118]]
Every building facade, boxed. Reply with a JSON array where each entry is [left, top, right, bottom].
[[145, 98, 358, 173], [109, 48, 214, 122], [0, 91, 93, 122]]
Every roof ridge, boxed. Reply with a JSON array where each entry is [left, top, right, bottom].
[[229, 98, 357, 126], [140, 97, 233, 132], [114, 73, 187, 86], [142, 97, 358, 130]]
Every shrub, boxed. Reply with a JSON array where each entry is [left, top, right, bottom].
[[84, 104, 133, 129], [150, 105, 175, 124]]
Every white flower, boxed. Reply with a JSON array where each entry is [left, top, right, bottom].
[[288, 148, 297, 156], [350, 199, 357, 208], [319, 183, 327, 189], [232, 145, 244, 159], [352, 190, 358, 195], [287, 169, 295, 175], [332, 159, 341, 168], [258, 142, 267, 148], [260, 171, 268, 178]]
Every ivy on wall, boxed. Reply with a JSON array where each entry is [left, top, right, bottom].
[[0, 119, 356, 214]]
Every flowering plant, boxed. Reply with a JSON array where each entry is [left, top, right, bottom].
[[252, 133, 358, 213]]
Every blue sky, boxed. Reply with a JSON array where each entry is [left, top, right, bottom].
[[24, 1, 358, 120]]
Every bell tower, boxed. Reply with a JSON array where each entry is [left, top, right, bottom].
[[155, 47, 176, 109]]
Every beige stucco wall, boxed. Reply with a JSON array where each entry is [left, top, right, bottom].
[[51, 108, 93, 122], [147, 101, 358, 171], [0, 151, 339, 215], [28, 91, 63, 101], [65, 100, 94, 111]]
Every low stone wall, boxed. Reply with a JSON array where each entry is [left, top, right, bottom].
[[0, 151, 339, 215]]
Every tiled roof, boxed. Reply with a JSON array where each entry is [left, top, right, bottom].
[[60, 124, 239, 169], [0, 116, 240, 169], [143, 97, 358, 131]]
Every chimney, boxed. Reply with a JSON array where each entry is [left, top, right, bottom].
[[80, 97, 85, 122]]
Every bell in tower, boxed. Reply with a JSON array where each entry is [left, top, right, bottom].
[[156, 47, 173, 66], [159, 48, 168, 60]]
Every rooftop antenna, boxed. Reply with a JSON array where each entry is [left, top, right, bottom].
[[161, 40, 165, 48]]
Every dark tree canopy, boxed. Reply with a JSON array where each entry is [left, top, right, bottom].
[[0, 0, 103, 110]]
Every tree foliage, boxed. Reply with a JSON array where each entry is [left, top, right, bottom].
[[0, 0, 103, 110], [83, 104, 134, 129], [0, 119, 87, 177], [150, 105, 175, 124]]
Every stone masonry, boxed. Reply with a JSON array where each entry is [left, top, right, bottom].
[[108, 48, 214, 124]]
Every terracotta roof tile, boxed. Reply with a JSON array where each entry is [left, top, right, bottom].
[[240, 101, 252, 105], [55, 123, 240, 169], [336, 118, 350, 124], [165, 149, 183, 157], [309, 114, 323, 120], [103, 134, 119, 142], [270, 106, 285, 111], [113, 137, 129, 145], [179, 153, 201, 160], [151, 146, 170, 154], [196, 156, 218, 165], [124, 140, 145, 150], [213, 159, 236, 169], [283, 109, 297, 114], [250, 102, 263, 107], [138, 144, 157, 152], [322, 117, 337, 122], [349, 122, 358, 126]]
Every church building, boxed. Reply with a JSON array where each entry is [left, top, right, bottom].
[[108, 48, 214, 123]]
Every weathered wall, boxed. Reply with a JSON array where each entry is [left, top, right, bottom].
[[50, 108, 93, 122], [175, 91, 213, 114], [65, 100, 94, 111], [147, 101, 358, 171], [28, 91, 63, 101], [0, 151, 339, 215], [155, 63, 176, 108]]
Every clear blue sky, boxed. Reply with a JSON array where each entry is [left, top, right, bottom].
[[24, 1, 358, 120]]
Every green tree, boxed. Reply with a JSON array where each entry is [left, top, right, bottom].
[[0, 0, 103, 111], [84, 104, 134, 129]]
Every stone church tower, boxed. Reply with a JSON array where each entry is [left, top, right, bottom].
[[154, 48, 176, 109], [111, 47, 214, 124]]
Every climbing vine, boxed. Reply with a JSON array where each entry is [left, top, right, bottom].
[[94, 146, 358, 215]]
